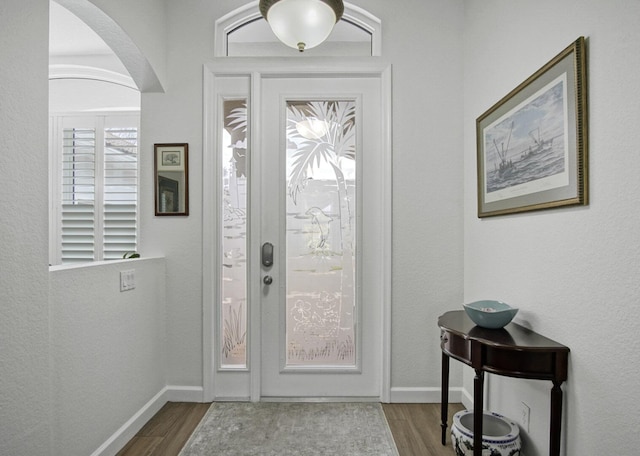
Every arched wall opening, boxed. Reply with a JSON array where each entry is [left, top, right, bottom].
[[51, 0, 164, 93], [49, 0, 141, 113]]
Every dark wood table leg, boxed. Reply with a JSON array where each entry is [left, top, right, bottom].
[[473, 369, 484, 456], [550, 381, 563, 456], [441, 352, 450, 445]]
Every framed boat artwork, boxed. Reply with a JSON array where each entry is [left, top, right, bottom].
[[476, 36, 588, 217]]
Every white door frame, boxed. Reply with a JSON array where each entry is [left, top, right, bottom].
[[202, 58, 392, 402]]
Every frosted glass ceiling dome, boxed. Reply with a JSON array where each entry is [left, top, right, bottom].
[[259, 0, 344, 52]]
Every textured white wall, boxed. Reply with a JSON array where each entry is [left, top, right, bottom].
[[1, 1, 169, 454], [87, 0, 167, 85], [463, 1, 640, 455], [49, 78, 140, 112], [0, 1, 51, 455], [50, 258, 167, 455], [381, 0, 464, 394]]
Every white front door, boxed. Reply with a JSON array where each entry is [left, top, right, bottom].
[[259, 75, 385, 398], [206, 63, 391, 401]]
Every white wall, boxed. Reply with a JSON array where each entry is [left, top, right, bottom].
[[49, 78, 140, 112], [0, 1, 51, 455], [463, 1, 640, 455], [55, 0, 167, 92], [1, 1, 170, 454], [382, 0, 465, 396], [87, 0, 166, 88], [50, 258, 167, 455]]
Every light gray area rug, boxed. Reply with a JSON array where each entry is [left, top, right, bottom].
[[179, 402, 399, 456]]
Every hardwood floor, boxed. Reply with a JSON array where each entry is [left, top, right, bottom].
[[117, 401, 464, 456], [382, 403, 464, 456], [116, 402, 210, 456]]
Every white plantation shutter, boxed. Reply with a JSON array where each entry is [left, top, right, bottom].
[[51, 115, 139, 265], [61, 128, 96, 263], [104, 127, 138, 260]]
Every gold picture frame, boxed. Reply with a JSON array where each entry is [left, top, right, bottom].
[[476, 37, 588, 218]]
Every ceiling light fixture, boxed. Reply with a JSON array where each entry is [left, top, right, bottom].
[[259, 0, 344, 52]]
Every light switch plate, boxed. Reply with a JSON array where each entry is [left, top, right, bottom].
[[120, 269, 136, 292]]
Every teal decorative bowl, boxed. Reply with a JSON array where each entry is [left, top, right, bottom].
[[463, 300, 518, 329]]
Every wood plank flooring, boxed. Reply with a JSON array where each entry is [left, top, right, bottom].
[[116, 402, 210, 456], [382, 403, 464, 456], [117, 401, 464, 456]]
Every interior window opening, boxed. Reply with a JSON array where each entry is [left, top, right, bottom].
[[49, 1, 141, 266]]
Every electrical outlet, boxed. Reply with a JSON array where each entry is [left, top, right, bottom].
[[520, 402, 530, 433], [120, 269, 136, 292]]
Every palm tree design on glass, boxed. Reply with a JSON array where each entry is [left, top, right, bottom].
[[286, 100, 357, 362], [220, 100, 248, 367], [226, 103, 248, 177], [221, 99, 358, 365]]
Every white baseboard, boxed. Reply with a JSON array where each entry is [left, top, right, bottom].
[[91, 385, 205, 456], [90, 387, 169, 456], [166, 385, 205, 402], [389, 387, 464, 403], [460, 387, 473, 410]]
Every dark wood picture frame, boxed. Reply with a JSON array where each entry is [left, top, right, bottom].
[[154, 143, 189, 216]]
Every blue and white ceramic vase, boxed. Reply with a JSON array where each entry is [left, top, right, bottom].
[[451, 410, 522, 456]]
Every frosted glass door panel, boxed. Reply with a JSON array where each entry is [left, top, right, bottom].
[[221, 99, 248, 368], [259, 73, 386, 399], [286, 101, 356, 367]]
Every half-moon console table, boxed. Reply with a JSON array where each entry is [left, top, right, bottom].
[[438, 310, 569, 456]]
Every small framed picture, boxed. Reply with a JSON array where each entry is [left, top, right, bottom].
[[476, 37, 588, 217], [155, 143, 186, 172]]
